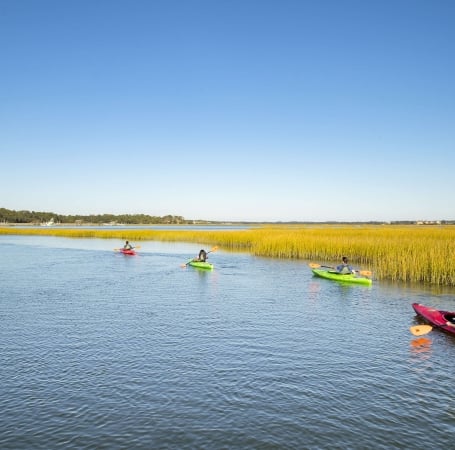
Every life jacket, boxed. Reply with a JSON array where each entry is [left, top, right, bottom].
[[338, 264, 351, 274]]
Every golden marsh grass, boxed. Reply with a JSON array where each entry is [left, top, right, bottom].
[[1, 225, 454, 286]]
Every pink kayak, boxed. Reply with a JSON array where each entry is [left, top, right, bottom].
[[412, 303, 455, 336], [120, 248, 136, 256]]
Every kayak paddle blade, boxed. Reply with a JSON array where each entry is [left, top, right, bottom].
[[409, 325, 433, 336]]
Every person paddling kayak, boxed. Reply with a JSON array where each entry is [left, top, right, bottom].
[[193, 249, 207, 262], [336, 256, 355, 274], [123, 240, 133, 250]]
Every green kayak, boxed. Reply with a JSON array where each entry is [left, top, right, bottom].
[[312, 268, 372, 285], [187, 260, 214, 270]]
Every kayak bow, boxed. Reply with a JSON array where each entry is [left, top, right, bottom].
[[412, 303, 455, 336]]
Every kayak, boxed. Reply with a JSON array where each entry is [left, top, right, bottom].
[[187, 260, 214, 270], [412, 303, 455, 336], [311, 268, 372, 285], [120, 248, 136, 256]]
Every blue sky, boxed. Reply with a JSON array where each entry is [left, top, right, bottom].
[[1, 0, 454, 222]]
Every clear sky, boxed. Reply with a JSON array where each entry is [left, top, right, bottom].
[[1, 0, 454, 222]]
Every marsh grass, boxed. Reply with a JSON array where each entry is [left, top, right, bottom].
[[1, 225, 454, 286]]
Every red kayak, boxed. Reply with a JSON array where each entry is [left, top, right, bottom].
[[120, 248, 136, 256], [412, 303, 455, 336]]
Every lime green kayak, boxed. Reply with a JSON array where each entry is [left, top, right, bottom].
[[187, 260, 214, 270], [312, 268, 372, 285]]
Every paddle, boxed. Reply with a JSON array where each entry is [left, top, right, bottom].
[[309, 262, 372, 278], [181, 246, 219, 267], [409, 324, 433, 336], [410, 321, 455, 336], [114, 245, 141, 251]]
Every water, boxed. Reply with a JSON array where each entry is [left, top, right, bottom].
[[1, 235, 454, 449]]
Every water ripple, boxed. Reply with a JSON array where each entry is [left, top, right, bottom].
[[1, 237, 455, 448]]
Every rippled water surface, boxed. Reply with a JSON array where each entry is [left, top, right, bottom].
[[1, 235, 455, 449]]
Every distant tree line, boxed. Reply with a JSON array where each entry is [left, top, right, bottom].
[[1, 207, 453, 225], [0, 208, 188, 225]]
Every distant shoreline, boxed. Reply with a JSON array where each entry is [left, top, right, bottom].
[[1, 207, 454, 226], [2, 220, 454, 227]]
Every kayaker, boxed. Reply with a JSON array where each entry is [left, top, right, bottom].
[[195, 249, 207, 262], [123, 241, 133, 250], [337, 256, 355, 274]]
